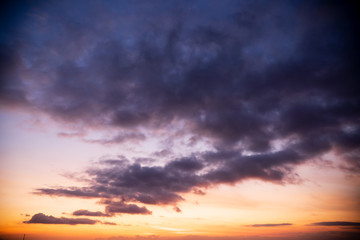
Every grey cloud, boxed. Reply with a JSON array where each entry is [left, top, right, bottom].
[[36, 148, 308, 209], [165, 157, 203, 172], [1, 0, 359, 215], [23, 213, 97, 225], [246, 223, 293, 227], [85, 132, 146, 145], [203, 149, 303, 184], [72, 209, 111, 217], [104, 201, 152, 215], [58, 131, 85, 138], [1, 1, 358, 148], [102, 221, 117, 225], [310, 221, 360, 227], [0, 44, 27, 107], [152, 149, 172, 157], [34, 187, 101, 198], [173, 206, 182, 213]]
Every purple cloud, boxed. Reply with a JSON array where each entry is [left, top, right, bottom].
[[1, 0, 359, 217], [173, 206, 182, 213], [246, 223, 293, 227], [101, 221, 117, 226], [104, 201, 152, 215], [23, 213, 97, 225], [310, 221, 360, 227], [72, 209, 111, 217]]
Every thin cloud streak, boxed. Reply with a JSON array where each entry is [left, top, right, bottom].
[[246, 223, 293, 227], [310, 221, 360, 227], [93, 231, 360, 240], [23, 213, 119, 225], [72, 209, 111, 217]]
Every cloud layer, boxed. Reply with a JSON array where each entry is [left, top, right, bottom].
[[1, 0, 359, 219]]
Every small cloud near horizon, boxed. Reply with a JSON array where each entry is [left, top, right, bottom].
[[246, 223, 293, 227], [309, 221, 360, 227], [23, 213, 97, 225]]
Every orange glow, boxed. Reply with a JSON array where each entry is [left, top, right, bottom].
[[1, 158, 359, 239]]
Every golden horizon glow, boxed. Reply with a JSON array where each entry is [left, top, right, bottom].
[[1, 121, 359, 239]]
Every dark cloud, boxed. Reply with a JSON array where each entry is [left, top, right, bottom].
[[101, 221, 117, 226], [35, 148, 306, 210], [203, 149, 303, 184], [35, 187, 101, 198], [310, 221, 360, 227], [152, 149, 172, 158], [173, 206, 182, 213], [1, 0, 359, 216], [0, 44, 27, 107], [246, 223, 293, 227], [104, 201, 152, 215], [193, 189, 206, 195], [165, 157, 203, 172], [1, 0, 358, 146], [72, 209, 111, 217], [23, 213, 97, 225]]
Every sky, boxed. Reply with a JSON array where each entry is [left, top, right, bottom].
[[0, 0, 360, 239]]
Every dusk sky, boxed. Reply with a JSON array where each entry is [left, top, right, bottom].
[[0, 0, 359, 240]]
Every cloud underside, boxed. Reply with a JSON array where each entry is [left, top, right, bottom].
[[1, 1, 359, 217], [23, 213, 117, 225], [24, 213, 97, 225], [247, 223, 292, 227], [34, 151, 305, 213], [72, 209, 111, 217], [310, 221, 360, 227]]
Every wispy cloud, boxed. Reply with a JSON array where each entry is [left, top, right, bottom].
[[72, 209, 111, 217], [101, 221, 117, 226], [246, 223, 293, 227], [93, 230, 360, 240], [309, 221, 360, 227]]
